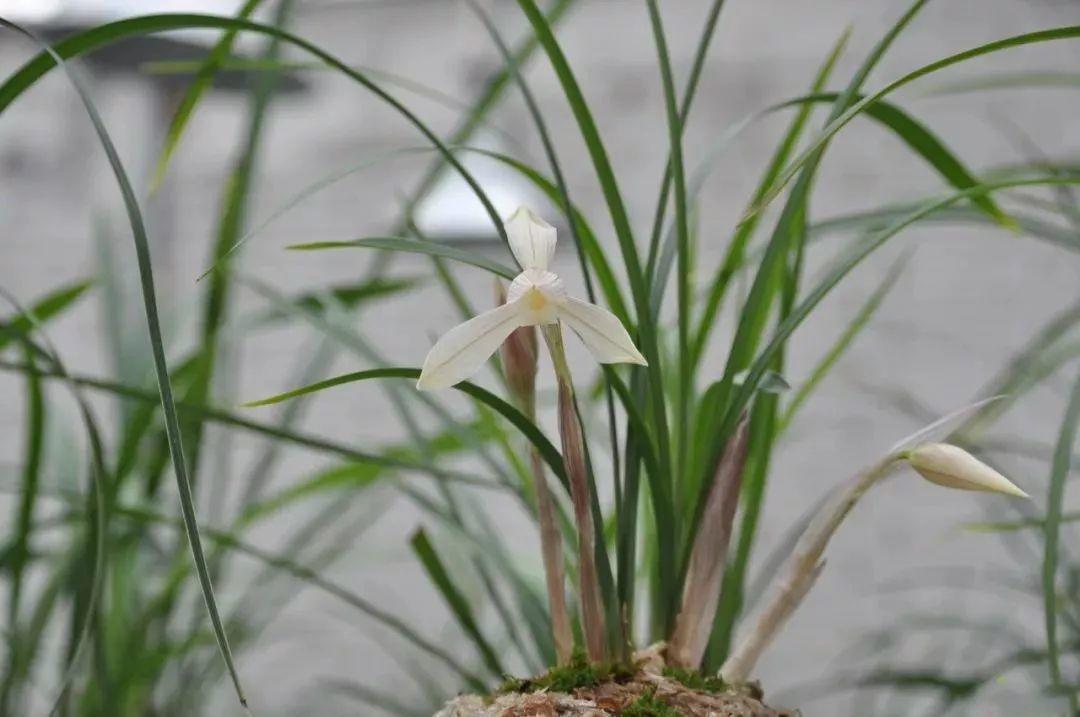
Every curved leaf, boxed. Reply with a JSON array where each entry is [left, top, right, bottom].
[[0, 19, 249, 709], [0, 13, 508, 246], [288, 237, 517, 280], [753, 25, 1080, 217], [244, 368, 569, 492]]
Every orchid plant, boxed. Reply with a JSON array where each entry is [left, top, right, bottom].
[[411, 207, 1029, 687], [3, 0, 1080, 714], [240, 0, 1074, 707]]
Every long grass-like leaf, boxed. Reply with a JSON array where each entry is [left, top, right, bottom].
[[0, 13, 508, 248], [646, 1, 693, 541], [411, 528, 503, 678], [1043, 369, 1080, 714], [0, 301, 107, 717], [93, 504, 488, 691], [383, 0, 578, 246], [644, 0, 727, 281], [0, 18, 250, 709], [698, 1, 932, 662], [752, 24, 1080, 218], [149, 0, 267, 191], [516, 2, 674, 544], [779, 253, 909, 431], [466, 4, 627, 572], [0, 279, 94, 351], [0, 360, 498, 487], [244, 367, 569, 492], [0, 342, 44, 713], [288, 237, 517, 279], [724, 176, 1080, 446]]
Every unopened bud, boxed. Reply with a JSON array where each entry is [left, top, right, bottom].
[[907, 443, 1028, 498], [495, 279, 538, 405]]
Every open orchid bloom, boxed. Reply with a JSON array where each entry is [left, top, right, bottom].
[[417, 207, 646, 390]]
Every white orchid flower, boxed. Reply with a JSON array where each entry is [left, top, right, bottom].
[[417, 207, 646, 390]]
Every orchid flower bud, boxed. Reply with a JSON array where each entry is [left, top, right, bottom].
[[495, 279, 538, 406], [906, 443, 1029, 498]]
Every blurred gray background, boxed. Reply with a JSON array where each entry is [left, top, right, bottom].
[[2, 0, 1080, 715]]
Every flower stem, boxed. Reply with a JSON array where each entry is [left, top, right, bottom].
[[543, 323, 607, 662], [522, 389, 575, 665], [720, 454, 902, 683]]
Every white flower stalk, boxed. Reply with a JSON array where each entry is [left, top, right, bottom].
[[417, 207, 646, 390], [721, 442, 1027, 685], [906, 442, 1029, 497]]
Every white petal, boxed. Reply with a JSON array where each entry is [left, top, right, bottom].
[[417, 301, 526, 390], [556, 297, 647, 365], [908, 443, 1029, 498], [505, 206, 556, 270]]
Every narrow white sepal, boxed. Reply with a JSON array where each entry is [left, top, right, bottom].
[[556, 297, 647, 366], [907, 443, 1029, 498], [505, 206, 556, 271], [417, 300, 525, 390]]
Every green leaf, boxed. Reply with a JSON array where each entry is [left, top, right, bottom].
[[243, 367, 569, 493], [928, 70, 1080, 95], [699, 1, 932, 664], [99, 503, 488, 692], [646, 4, 693, 582], [149, 0, 268, 191], [779, 253, 909, 431], [753, 24, 1080, 218], [724, 175, 1080, 448], [690, 27, 849, 377], [0, 344, 44, 712], [410, 528, 503, 678], [644, 0, 728, 281], [287, 237, 517, 279], [0, 279, 94, 351], [516, 0, 674, 521], [182, 0, 295, 514], [963, 512, 1080, 533], [0, 19, 249, 709], [790, 92, 1009, 225], [253, 278, 423, 326], [0, 360, 498, 488], [241, 462, 383, 524], [387, 0, 578, 243], [466, 0, 607, 316], [1042, 369, 1080, 713], [0, 13, 508, 246]]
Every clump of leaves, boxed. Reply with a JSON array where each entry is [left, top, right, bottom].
[[498, 650, 636, 694], [661, 665, 727, 693], [622, 690, 679, 717]]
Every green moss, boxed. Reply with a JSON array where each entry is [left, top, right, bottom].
[[661, 665, 727, 693], [497, 649, 636, 695], [622, 691, 679, 717]]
